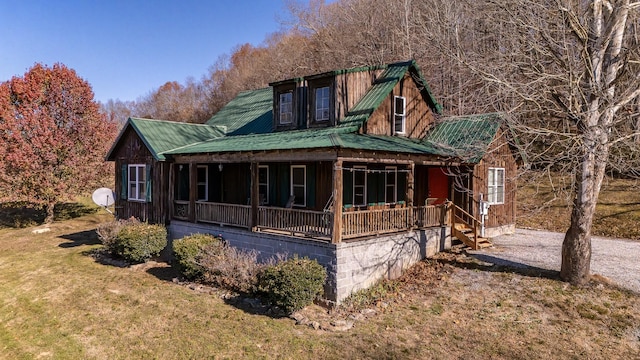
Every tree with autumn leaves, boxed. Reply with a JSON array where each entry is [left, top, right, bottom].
[[0, 63, 117, 223]]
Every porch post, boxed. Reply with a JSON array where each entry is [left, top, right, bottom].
[[168, 163, 175, 224], [188, 162, 197, 223], [332, 159, 343, 244], [406, 162, 415, 207], [250, 162, 259, 231]]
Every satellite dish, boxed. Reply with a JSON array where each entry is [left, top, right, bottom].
[[92, 188, 115, 214]]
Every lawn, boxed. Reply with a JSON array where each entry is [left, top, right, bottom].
[[0, 204, 638, 359]]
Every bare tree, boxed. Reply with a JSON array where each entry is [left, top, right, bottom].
[[420, 0, 640, 284]]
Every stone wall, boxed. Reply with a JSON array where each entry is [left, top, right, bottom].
[[169, 221, 450, 303]]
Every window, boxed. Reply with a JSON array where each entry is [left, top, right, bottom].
[[128, 164, 146, 201], [315, 86, 330, 122], [393, 96, 406, 134], [197, 165, 208, 201], [259, 165, 269, 205], [488, 168, 505, 204], [385, 166, 397, 204], [353, 166, 367, 206], [290, 165, 306, 207], [279, 92, 293, 124]]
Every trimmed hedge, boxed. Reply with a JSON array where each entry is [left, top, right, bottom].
[[173, 233, 223, 280], [96, 217, 140, 254], [258, 256, 327, 313], [114, 223, 167, 263]]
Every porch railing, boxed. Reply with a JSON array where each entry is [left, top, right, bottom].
[[258, 207, 333, 238], [176, 201, 448, 241], [415, 204, 449, 227], [342, 207, 414, 239], [195, 201, 251, 228]]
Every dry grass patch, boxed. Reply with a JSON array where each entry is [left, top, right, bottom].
[[517, 172, 640, 239]]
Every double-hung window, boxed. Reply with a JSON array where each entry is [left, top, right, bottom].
[[279, 92, 293, 124], [290, 165, 306, 207], [259, 165, 269, 205], [393, 96, 406, 134], [385, 166, 397, 204], [197, 165, 208, 201], [353, 166, 367, 206], [315, 86, 330, 122], [128, 164, 146, 201], [488, 167, 505, 204]]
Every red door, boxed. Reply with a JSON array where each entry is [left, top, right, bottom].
[[427, 167, 449, 205]]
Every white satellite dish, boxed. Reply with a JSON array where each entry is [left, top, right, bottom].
[[92, 187, 115, 214]]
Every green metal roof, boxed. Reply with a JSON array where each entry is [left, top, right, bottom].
[[205, 88, 273, 135], [106, 117, 224, 161], [422, 113, 503, 162]]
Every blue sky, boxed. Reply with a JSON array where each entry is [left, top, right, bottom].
[[0, 1, 298, 103]]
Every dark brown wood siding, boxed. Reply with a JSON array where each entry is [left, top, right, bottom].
[[363, 73, 436, 138], [471, 130, 518, 228], [112, 128, 171, 224], [335, 69, 384, 121]]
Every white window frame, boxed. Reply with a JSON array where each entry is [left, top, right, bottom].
[[488, 167, 505, 205], [315, 86, 330, 122], [279, 92, 293, 125], [385, 166, 397, 204], [393, 96, 406, 135], [353, 165, 367, 207], [259, 165, 269, 205], [197, 165, 208, 202], [128, 164, 146, 202], [290, 165, 306, 207]]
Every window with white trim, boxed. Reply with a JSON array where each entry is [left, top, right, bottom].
[[128, 164, 146, 201], [385, 166, 397, 204], [393, 96, 406, 134], [279, 92, 293, 124], [197, 165, 208, 201], [315, 86, 330, 122], [353, 166, 367, 206], [488, 167, 505, 204], [290, 165, 306, 207], [259, 165, 269, 205]]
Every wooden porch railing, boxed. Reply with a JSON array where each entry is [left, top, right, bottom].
[[258, 207, 333, 238], [174, 202, 449, 242], [414, 204, 449, 227], [341, 207, 414, 239], [195, 202, 251, 228]]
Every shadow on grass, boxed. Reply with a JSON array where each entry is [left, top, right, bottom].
[[59, 229, 102, 248], [146, 265, 180, 282], [436, 249, 561, 281], [0, 201, 98, 229]]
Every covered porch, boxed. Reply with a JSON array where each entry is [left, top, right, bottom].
[[168, 153, 457, 244]]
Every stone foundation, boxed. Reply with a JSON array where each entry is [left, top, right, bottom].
[[169, 221, 451, 304]]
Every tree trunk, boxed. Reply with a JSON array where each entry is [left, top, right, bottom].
[[44, 202, 55, 224]]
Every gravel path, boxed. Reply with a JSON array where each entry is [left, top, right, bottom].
[[468, 228, 640, 293]]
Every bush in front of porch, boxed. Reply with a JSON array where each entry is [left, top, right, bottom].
[[173, 233, 223, 280]]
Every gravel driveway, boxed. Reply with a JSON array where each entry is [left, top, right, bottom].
[[468, 228, 640, 293]]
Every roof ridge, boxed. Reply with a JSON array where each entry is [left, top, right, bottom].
[[130, 117, 220, 128]]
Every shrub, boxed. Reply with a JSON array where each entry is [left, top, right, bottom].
[[113, 222, 167, 263], [173, 234, 222, 280], [199, 245, 266, 295], [258, 256, 327, 313], [96, 217, 140, 254]]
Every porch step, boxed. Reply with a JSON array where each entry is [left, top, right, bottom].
[[452, 224, 492, 250]]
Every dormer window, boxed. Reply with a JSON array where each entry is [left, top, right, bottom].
[[394, 96, 406, 134], [315, 86, 330, 122], [279, 92, 293, 125]]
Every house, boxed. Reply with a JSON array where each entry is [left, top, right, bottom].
[[106, 60, 519, 303]]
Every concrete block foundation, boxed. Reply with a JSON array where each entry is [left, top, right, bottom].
[[169, 221, 451, 304]]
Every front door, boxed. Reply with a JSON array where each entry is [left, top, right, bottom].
[[427, 167, 449, 205]]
